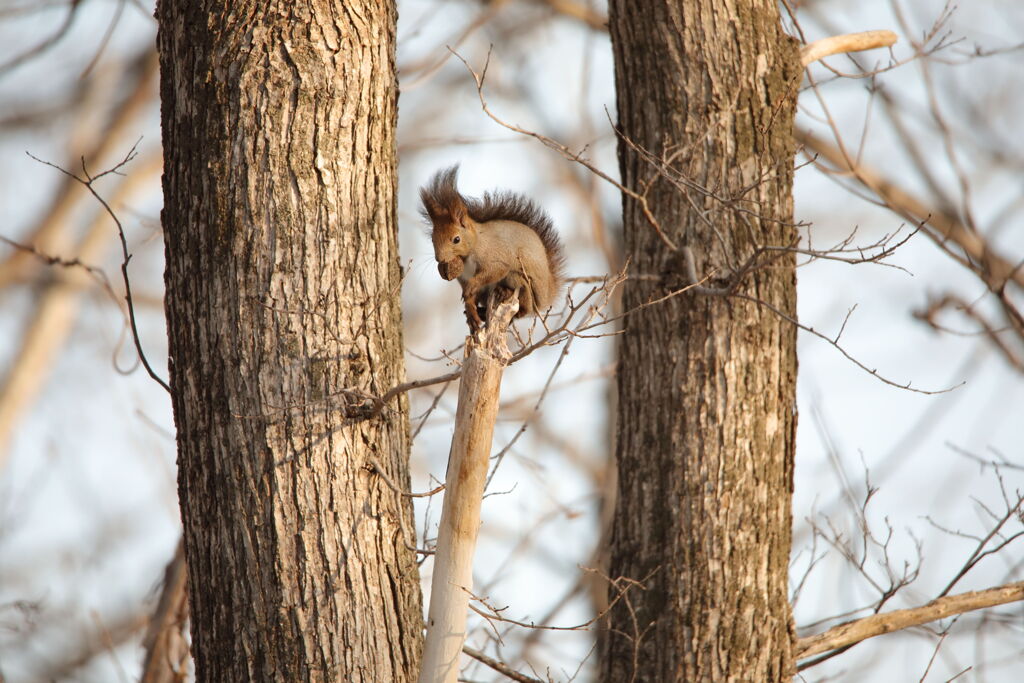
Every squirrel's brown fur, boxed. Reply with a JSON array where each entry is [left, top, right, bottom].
[[420, 165, 565, 331]]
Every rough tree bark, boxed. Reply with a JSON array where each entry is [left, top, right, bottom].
[[157, 2, 421, 680], [602, 1, 800, 681]]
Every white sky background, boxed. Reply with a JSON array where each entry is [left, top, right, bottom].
[[0, 0, 1022, 681]]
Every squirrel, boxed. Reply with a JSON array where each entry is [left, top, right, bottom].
[[420, 165, 565, 332]]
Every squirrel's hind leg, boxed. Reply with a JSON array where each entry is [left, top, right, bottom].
[[515, 285, 535, 318], [483, 284, 512, 322], [499, 274, 535, 318]]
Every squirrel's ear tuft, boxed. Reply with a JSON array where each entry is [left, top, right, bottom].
[[420, 164, 464, 223], [420, 193, 442, 222]]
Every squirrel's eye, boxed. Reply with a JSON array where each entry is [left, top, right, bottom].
[[452, 236, 461, 244]]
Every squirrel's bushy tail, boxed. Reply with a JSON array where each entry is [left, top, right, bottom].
[[470, 187, 565, 294]]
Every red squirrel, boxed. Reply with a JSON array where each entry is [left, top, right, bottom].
[[420, 166, 565, 332]]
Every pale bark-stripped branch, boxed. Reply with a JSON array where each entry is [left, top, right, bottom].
[[795, 581, 1024, 660], [418, 297, 519, 683], [800, 30, 899, 67]]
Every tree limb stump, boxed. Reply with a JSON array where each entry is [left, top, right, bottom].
[[418, 297, 518, 683]]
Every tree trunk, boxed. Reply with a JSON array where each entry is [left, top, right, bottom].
[[602, 1, 800, 681], [156, 2, 421, 680]]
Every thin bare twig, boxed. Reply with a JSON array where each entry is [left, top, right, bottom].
[[469, 567, 654, 640], [26, 142, 171, 394], [366, 457, 445, 499], [734, 292, 961, 395], [0, 235, 116, 299]]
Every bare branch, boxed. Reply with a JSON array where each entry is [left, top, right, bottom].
[[796, 581, 1024, 660], [461, 646, 544, 683], [0, 47, 158, 288], [469, 566, 652, 636], [800, 30, 899, 67], [0, 0, 82, 77], [915, 295, 1024, 372], [937, 496, 1024, 598]]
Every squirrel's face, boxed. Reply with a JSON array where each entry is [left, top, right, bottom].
[[431, 212, 475, 281]]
